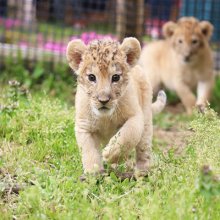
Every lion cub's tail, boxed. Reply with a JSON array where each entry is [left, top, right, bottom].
[[152, 90, 167, 115]]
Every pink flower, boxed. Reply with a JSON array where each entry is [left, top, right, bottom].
[[5, 18, 14, 29], [4, 18, 21, 29], [13, 19, 21, 27], [15, 31, 117, 55], [74, 32, 117, 44], [44, 42, 54, 50], [19, 42, 28, 47], [70, 36, 79, 41], [43, 41, 66, 53]]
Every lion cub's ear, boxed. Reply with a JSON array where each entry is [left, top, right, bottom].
[[120, 37, 141, 67], [162, 21, 177, 38], [199, 21, 213, 40], [66, 39, 87, 72]]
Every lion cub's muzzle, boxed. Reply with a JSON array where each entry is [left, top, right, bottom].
[[93, 92, 115, 115]]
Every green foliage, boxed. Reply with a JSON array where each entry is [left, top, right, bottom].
[[1, 56, 220, 111], [197, 165, 220, 199], [0, 80, 29, 116], [211, 76, 220, 112], [162, 77, 220, 113], [1, 57, 76, 103], [0, 85, 220, 219], [165, 89, 180, 105]]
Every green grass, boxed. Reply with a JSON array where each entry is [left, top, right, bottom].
[[0, 82, 220, 219], [0, 59, 77, 104]]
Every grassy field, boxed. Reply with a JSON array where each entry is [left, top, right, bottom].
[[0, 79, 220, 220]]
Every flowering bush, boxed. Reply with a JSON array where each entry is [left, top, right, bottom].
[[73, 31, 117, 45], [1, 16, 166, 46], [0, 17, 117, 54], [18, 32, 117, 54], [0, 17, 21, 29]]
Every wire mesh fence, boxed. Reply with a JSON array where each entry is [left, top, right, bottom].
[[0, 0, 116, 66], [0, 0, 220, 69]]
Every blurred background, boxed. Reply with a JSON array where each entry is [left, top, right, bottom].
[[0, 0, 220, 109]]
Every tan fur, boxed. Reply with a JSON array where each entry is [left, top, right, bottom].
[[67, 37, 156, 175], [140, 17, 214, 114]]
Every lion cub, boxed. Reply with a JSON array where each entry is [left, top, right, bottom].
[[66, 37, 165, 175], [140, 17, 214, 114]]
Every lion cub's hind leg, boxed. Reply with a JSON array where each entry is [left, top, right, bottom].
[[135, 118, 153, 177]]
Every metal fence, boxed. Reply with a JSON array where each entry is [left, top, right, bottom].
[[0, 0, 220, 69]]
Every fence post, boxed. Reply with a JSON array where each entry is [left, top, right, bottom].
[[116, 0, 144, 44]]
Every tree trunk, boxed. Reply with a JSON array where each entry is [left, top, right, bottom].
[[116, 0, 144, 44]]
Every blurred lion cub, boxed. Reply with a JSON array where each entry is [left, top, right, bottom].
[[66, 37, 166, 176], [140, 17, 214, 114]]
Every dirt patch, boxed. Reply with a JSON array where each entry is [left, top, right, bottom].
[[154, 126, 192, 155], [153, 102, 194, 154], [0, 168, 25, 198], [164, 103, 185, 114]]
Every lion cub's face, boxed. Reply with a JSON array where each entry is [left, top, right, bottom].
[[163, 17, 213, 63], [66, 38, 141, 116]]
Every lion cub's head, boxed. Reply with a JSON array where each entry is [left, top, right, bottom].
[[163, 17, 213, 63], [66, 37, 141, 116]]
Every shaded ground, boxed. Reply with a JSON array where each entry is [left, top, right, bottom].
[[154, 127, 192, 155], [153, 104, 193, 155]]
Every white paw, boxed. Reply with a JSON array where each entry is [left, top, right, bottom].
[[157, 90, 167, 104]]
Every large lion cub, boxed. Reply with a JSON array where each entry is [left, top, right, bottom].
[[140, 17, 214, 114], [66, 38, 165, 175]]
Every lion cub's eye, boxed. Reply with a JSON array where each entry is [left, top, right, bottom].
[[178, 39, 183, 44], [88, 74, 96, 82], [112, 74, 120, 82], [192, 39, 198, 44]]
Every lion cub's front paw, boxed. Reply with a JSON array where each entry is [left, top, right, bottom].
[[102, 144, 121, 163]]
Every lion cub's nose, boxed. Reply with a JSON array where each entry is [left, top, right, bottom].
[[184, 56, 190, 62], [98, 96, 111, 105], [184, 54, 191, 62]]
